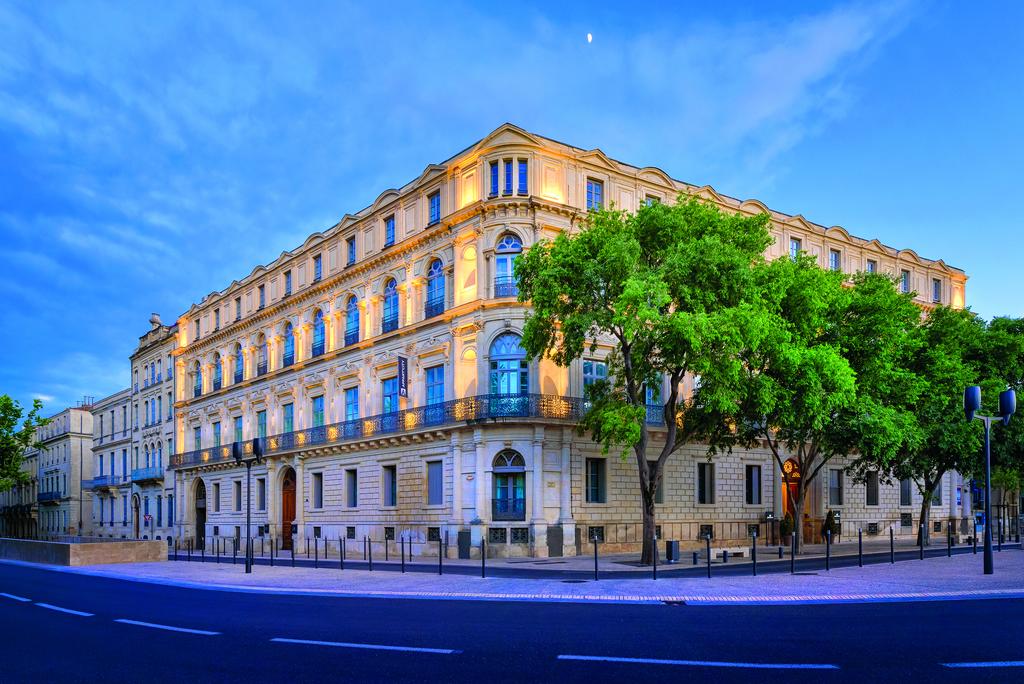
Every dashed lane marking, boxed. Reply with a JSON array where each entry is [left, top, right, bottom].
[[35, 602, 93, 617], [943, 661, 1024, 669], [114, 619, 220, 635], [557, 654, 839, 670], [270, 637, 460, 654], [0, 592, 31, 602]]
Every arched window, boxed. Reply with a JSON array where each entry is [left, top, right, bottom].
[[157, 441, 162, 468], [212, 353, 222, 390], [143, 400, 149, 426], [382, 279, 399, 333], [492, 450, 526, 521], [283, 322, 295, 367], [489, 333, 528, 395], [257, 334, 268, 376], [144, 444, 150, 469], [494, 233, 522, 297], [233, 343, 244, 384], [345, 296, 359, 346], [312, 309, 325, 357], [425, 259, 445, 318], [193, 362, 202, 398]]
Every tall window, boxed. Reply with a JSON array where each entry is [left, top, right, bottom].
[[257, 478, 266, 510], [193, 426, 201, 451], [745, 464, 761, 505], [311, 396, 324, 428], [282, 403, 294, 433], [213, 421, 221, 448], [828, 469, 844, 506], [313, 254, 322, 282], [193, 362, 202, 398], [582, 359, 608, 393], [233, 481, 241, 511], [212, 354, 222, 391], [214, 309, 220, 330], [866, 259, 877, 273], [346, 235, 356, 266], [384, 215, 395, 247], [193, 319, 200, 341], [345, 387, 359, 421], [790, 237, 802, 261], [900, 478, 912, 506], [234, 343, 244, 384], [345, 469, 358, 507], [427, 460, 443, 505], [586, 178, 603, 210], [345, 296, 360, 345], [866, 471, 879, 506], [489, 333, 528, 395], [382, 279, 399, 333], [312, 472, 323, 508], [233, 416, 243, 444], [932, 480, 942, 505], [256, 410, 267, 439], [258, 284, 265, 309], [586, 458, 606, 503], [900, 269, 911, 294], [425, 259, 445, 318], [493, 451, 526, 519], [283, 322, 295, 366], [284, 270, 292, 296], [425, 365, 445, 405], [503, 159, 513, 195], [517, 159, 528, 194], [428, 191, 440, 225], [829, 249, 841, 271], [382, 465, 397, 506], [168, 494, 173, 526], [932, 278, 941, 303], [381, 377, 399, 414], [234, 296, 241, 321], [257, 334, 268, 376], [489, 160, 499, 197], [494, 233, 522, 297], [697, 462, 715, 504], [312, 309, 325, 357]]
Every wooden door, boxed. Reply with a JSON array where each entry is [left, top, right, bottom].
[[281, 470, 296, 550]]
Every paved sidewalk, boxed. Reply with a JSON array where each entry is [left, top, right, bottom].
[[32, 546, 1024, 605]]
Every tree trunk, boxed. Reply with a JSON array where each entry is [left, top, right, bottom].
[[790, 486, 804, 555], [918, 493, 933, 546], [640, 490, 657, 565]]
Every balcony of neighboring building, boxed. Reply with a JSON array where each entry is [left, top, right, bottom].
[[86, 474, 128, 491], [38, 490, 64, 504], [131, 466, 164, 484]]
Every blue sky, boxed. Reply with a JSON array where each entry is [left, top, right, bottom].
[[1, 1, 1021, 414]]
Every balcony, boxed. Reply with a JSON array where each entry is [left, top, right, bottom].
[[492, 497, 526, 521], [283, 353, 295, 368], [86, 475, 126, 490], [494, 277, 519, 298], [382, 316, 399, 334], [213, 379, 222, 392], [257, 361, 268, 377], [345, 330, 359, 346], [38, 491, 63, 504], [312, 340, 325, 358], [234, 370, 243, 384], [170, 392, 647, 470], [193, 387, 202, 398], [131, 466, 164, 484], [424, 296, 445, 319]]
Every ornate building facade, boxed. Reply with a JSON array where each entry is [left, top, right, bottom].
[[163, 124, 969, 557]]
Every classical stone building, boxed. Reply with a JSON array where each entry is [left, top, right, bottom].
[[83, 388, 132, 537], [164, 123, 970, 557], [0, 434, 39, 539]]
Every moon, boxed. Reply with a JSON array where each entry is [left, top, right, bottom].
[[587, 33, 593, 43]]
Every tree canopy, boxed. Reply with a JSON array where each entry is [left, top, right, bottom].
[[0, 395, 48, 493]]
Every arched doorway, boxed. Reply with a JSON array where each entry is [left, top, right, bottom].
[[194, 479, 207, 551], [492, 450, 526, 521], [281, 467, 296, 550], [781, 459, 801, 519], [131, 494, 141, 539]]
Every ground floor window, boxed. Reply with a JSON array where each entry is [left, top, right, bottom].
[[745, 464, 761, 505], [586, 458, 606, 503], [697, 462, 715, 504], [828, 469, 844, 506]]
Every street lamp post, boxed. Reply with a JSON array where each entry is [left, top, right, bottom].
[[232, 438, 264, 574], [964, 385, 1015, 575]]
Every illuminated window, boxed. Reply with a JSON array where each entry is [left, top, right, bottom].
[[425, 259, 445, 318], [494, 233, 522, 298], [233, 343, 244, 384], [312, 309, 325, 357], [283, 322, 295, 367], [345, 296, 360, 345], [382, 279, 399, 333]]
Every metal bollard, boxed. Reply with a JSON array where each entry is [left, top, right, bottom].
[[401, 536, 405, 573], [291, 541, 295, 567], [973, 532, 978, 554], [706, 534, 712, 579], [778, 546, 783, 559], [790, 534, 795, 574], [890, 527, 895, 564], [947, 527, 952, 558], [314, 537, 319, 569], [723, 550, 729, 564], [481, 538, 486, 579], [919, 524, 924, 560], [201, 540, 205, 563], [342, 536, 347, 564], [363, 536, 367, 561], [385, 537, 389, 562], [825, 529, 831, 571], [998, 521, 1003, 552], [216, 538, 220, 564], [261, 537, 264, 557], [174, 539, 178, 561], [438, 538, 443, 576], [592, 536, 599, 581], [368, 538, 373, 571], [692, 551, 698, 565], [232, 540, 237, 565], [339, 537, 344, 571], [858, 528, 863, 567], [270, 538, 275, 567], [752, 531, 757, 577], [652, 535, 657, 581], [187, 538, 192, 561]]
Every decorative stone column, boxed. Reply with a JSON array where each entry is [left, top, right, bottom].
[[531, 425, 547, 557], [294, 454, 306, 540]]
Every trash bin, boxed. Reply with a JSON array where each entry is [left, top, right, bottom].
[[665, 540, 680, 563]]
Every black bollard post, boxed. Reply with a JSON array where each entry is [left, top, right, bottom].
[[342, 536, 347, 564], [270, 538, 275, 567], [385, 537, 389, 562], [592, 536, 599, 582], [201, 540, 205, 563], [692, 551, 698, 565], [652, 535, 658, 581], [752, 531, 757, 577], [339, 537, 344, 571], [291, 541, 295, 567], [973, 531, 978, 554], [216, 538, 220, 564], [858, 528, 863, 567], [188, 538, 192, 561], [261, 536, 264, 557], [305, 537, 309, 558], [790, 534, 795, 574], [232, 539, 237, 565], [250, 537, 255, 572], [174, 539, 178, 561], [825, 529, 831, 571], [315, 537, 319, 569], [998, 520, 1003, 552], [947, 526, 952, 558], [706, 534, 712, 579], [363, 536, 367, 561], [890, 527, 895, 564], [919, 524, 924, 560], [438, 538, 443, 576], [368, 538, 373, 571], [778, 546, 783, 559], [481, 538, 486, 579], [401, 536, 405, 573]]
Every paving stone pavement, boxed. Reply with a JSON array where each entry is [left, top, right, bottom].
[[36, 546, 1024, 605]]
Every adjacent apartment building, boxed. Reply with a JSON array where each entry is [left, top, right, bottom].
[[160, 123, 969, 557]]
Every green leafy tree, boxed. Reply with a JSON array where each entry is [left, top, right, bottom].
[[516, 196, 774, 564], [733, 261, 922, 552], [982, 316, 1024, 535], [0, 395, 49, 493]]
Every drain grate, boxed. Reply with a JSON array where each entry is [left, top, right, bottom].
[[793, 572, 819, 576], [663, 600, 686, 606], [561, 579, 588, 584]]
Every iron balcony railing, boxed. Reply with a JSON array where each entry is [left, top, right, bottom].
[[312, 340, 325, 357], [193, 386, 201, 398], [257, 360, 268, 377], [492, 497, 526, 521], [131, 466, 164, 483], [234, 370, 243, 384], [283, 352, 295, 368], [213, 378, 222, 391], [38, 491, 63, 503], [382, 316, 399, 334], [424, 296, 445, 319], [494, 277, 519, 298], [86, 475, 126, 489], [345, 330, 359, 346]]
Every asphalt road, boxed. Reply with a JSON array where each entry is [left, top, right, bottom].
[[2, 562, 1022, 683]]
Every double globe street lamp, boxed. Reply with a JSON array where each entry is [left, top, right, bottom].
[[963, 385, 1015, 575], [232, 437, 264, 574]]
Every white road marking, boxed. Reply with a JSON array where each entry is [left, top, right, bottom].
[[35, 602, 93, 617], [557, 654, 839, 670], [270, 637, 460, 654], [114, 619, 220, 635], [943, 661, 1024, 669], [0, 592, 31, 602]]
